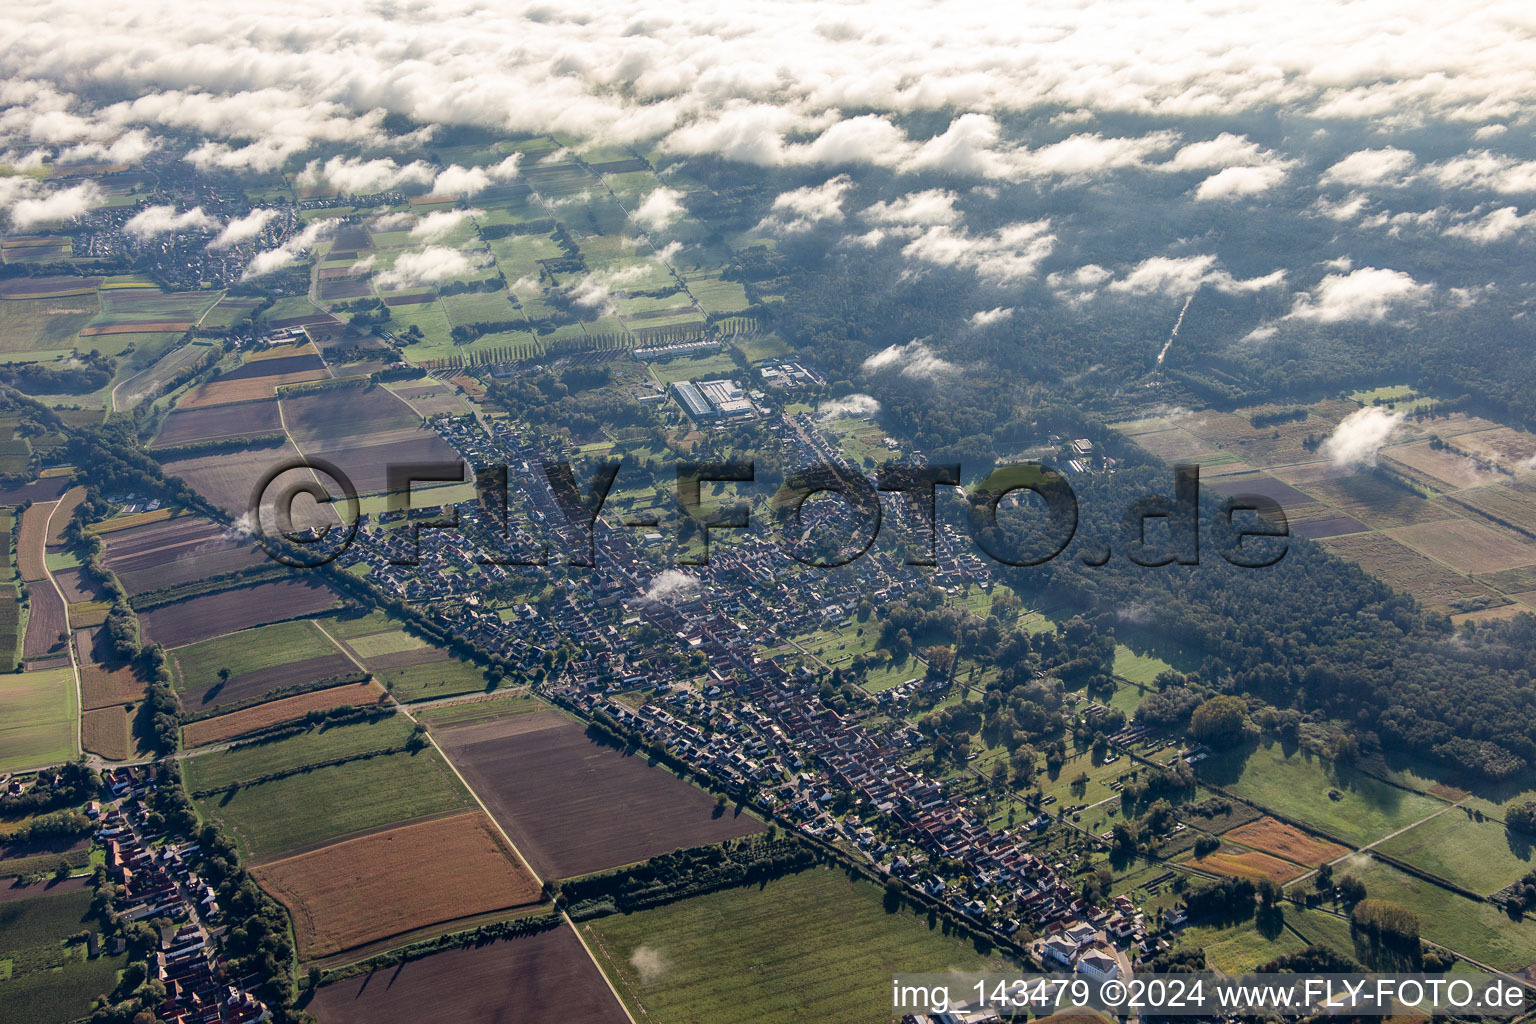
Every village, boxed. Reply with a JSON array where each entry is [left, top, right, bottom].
[[322, 397, 1157, 989]]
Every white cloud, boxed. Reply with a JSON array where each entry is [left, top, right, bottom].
[[1320, 148, 1417, 186], [968, 307, 1014, 327], [1313, 193, 1371, 221], [409, 208, 482, 242], [432, 153, 520, 196], [862, 189, 962, 227], [861, 340, 955, 381], [1164, 133, 1273, 172], [901, 220, 1056, 284], [375, 245, 487, 290], [817, 393, 881, 420], [208, 208, 280, 249], [297, 155, 435, 194], [1284, 266, 1431, 323], [58, 129, 156, 164], [757, 175, 854, 233], [5, 181, 103, 229], [1424, 151, 1536, 193], [1106, 254, 1286, 297], [2, 0, 1536, 191], [1320, 406, 1405, 468], [1046, 264, 1112, 304], [123, 204, 216, 240], [240, 219, 337, 281], [632, 187, 685, 230], [370, 211, 415, 232], [1443, 206, 1536, 242], [1194, 164, 1289, 200]]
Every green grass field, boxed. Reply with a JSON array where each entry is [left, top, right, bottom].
[[0, 582, 22, 672], [345, 629, 428, 659], [170, 619, 336, 686], [1196, 740, 1447, 848], [0, 667, 77, 773], [1284, 904, 1360, 961], [1351, 857, 1536, 971], [319, 610, 398, 639], [372, 657, 489, 701], [1173, 916, 1309, 971], [582, 866, 1016, 1024], [192, 747, 474, 861], [1375, 808, 1536, 895], [199, 295, 263, 331], [412, 691, 544, 728], [0, 296, 99, 359], [182, 714, 415, 793], [1112, 646, 1172, 684], [0, 887, 123, 1024]]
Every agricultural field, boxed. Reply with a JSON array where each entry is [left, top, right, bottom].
[[1349, 857, 1536, 972], [433, 711, 765, 879], [1446, 485, 1536, 539], [277, 384, 460, 494], [176, 341, 330, 407], [281, 383, 418, 441], [1319, 531, 1505, 613], [1195, 740, 1448, 848], [0, 584, 20, 670], [254, 811, 541, 960], [1382, 441, 1503, 491], [1387, 518, 1536, 576], [310, 923, 629, 1024], [50, 567, 107, 604], [184, 714, 415, 793], [81, 704, 138, 761], [181, 678, 385, 748], [0, 294, 99, 363], [193, 748, 476, 862], [76, 628, 146, 710], [1224, 817, 1348, 867], [0, 885, 124, 1024], [15, 500, 52, 581], [583, 866, 1016, 1024], [138, 579, 341, 648], [0, 666, 76, 772], [153, 441, 325, 524], [101, 514, 266, 595], [1374, 808, 1536, 895], [1181, 844, 1305, 884], [199, 295, 263, 331], [150, 399, 283, 448], [170, 617, 337, 685]]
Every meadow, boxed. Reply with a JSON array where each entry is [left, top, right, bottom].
[[1374, 808, 1536, 895], [193, 748, 475, 862], [1351, 858, 1536, 972], [184, 714, 415, 793], [370, 657, 489, 701], [1172, 916, 1309, 972], [583, 866, 1016, 1024], [0, 667, 77, 773], [1197, 739, 1447, 848]]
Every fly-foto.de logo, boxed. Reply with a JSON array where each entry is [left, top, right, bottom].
[[249, 458, 1290, 571]]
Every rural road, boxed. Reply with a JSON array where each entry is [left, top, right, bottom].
[[37, 495, 84, 760]]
